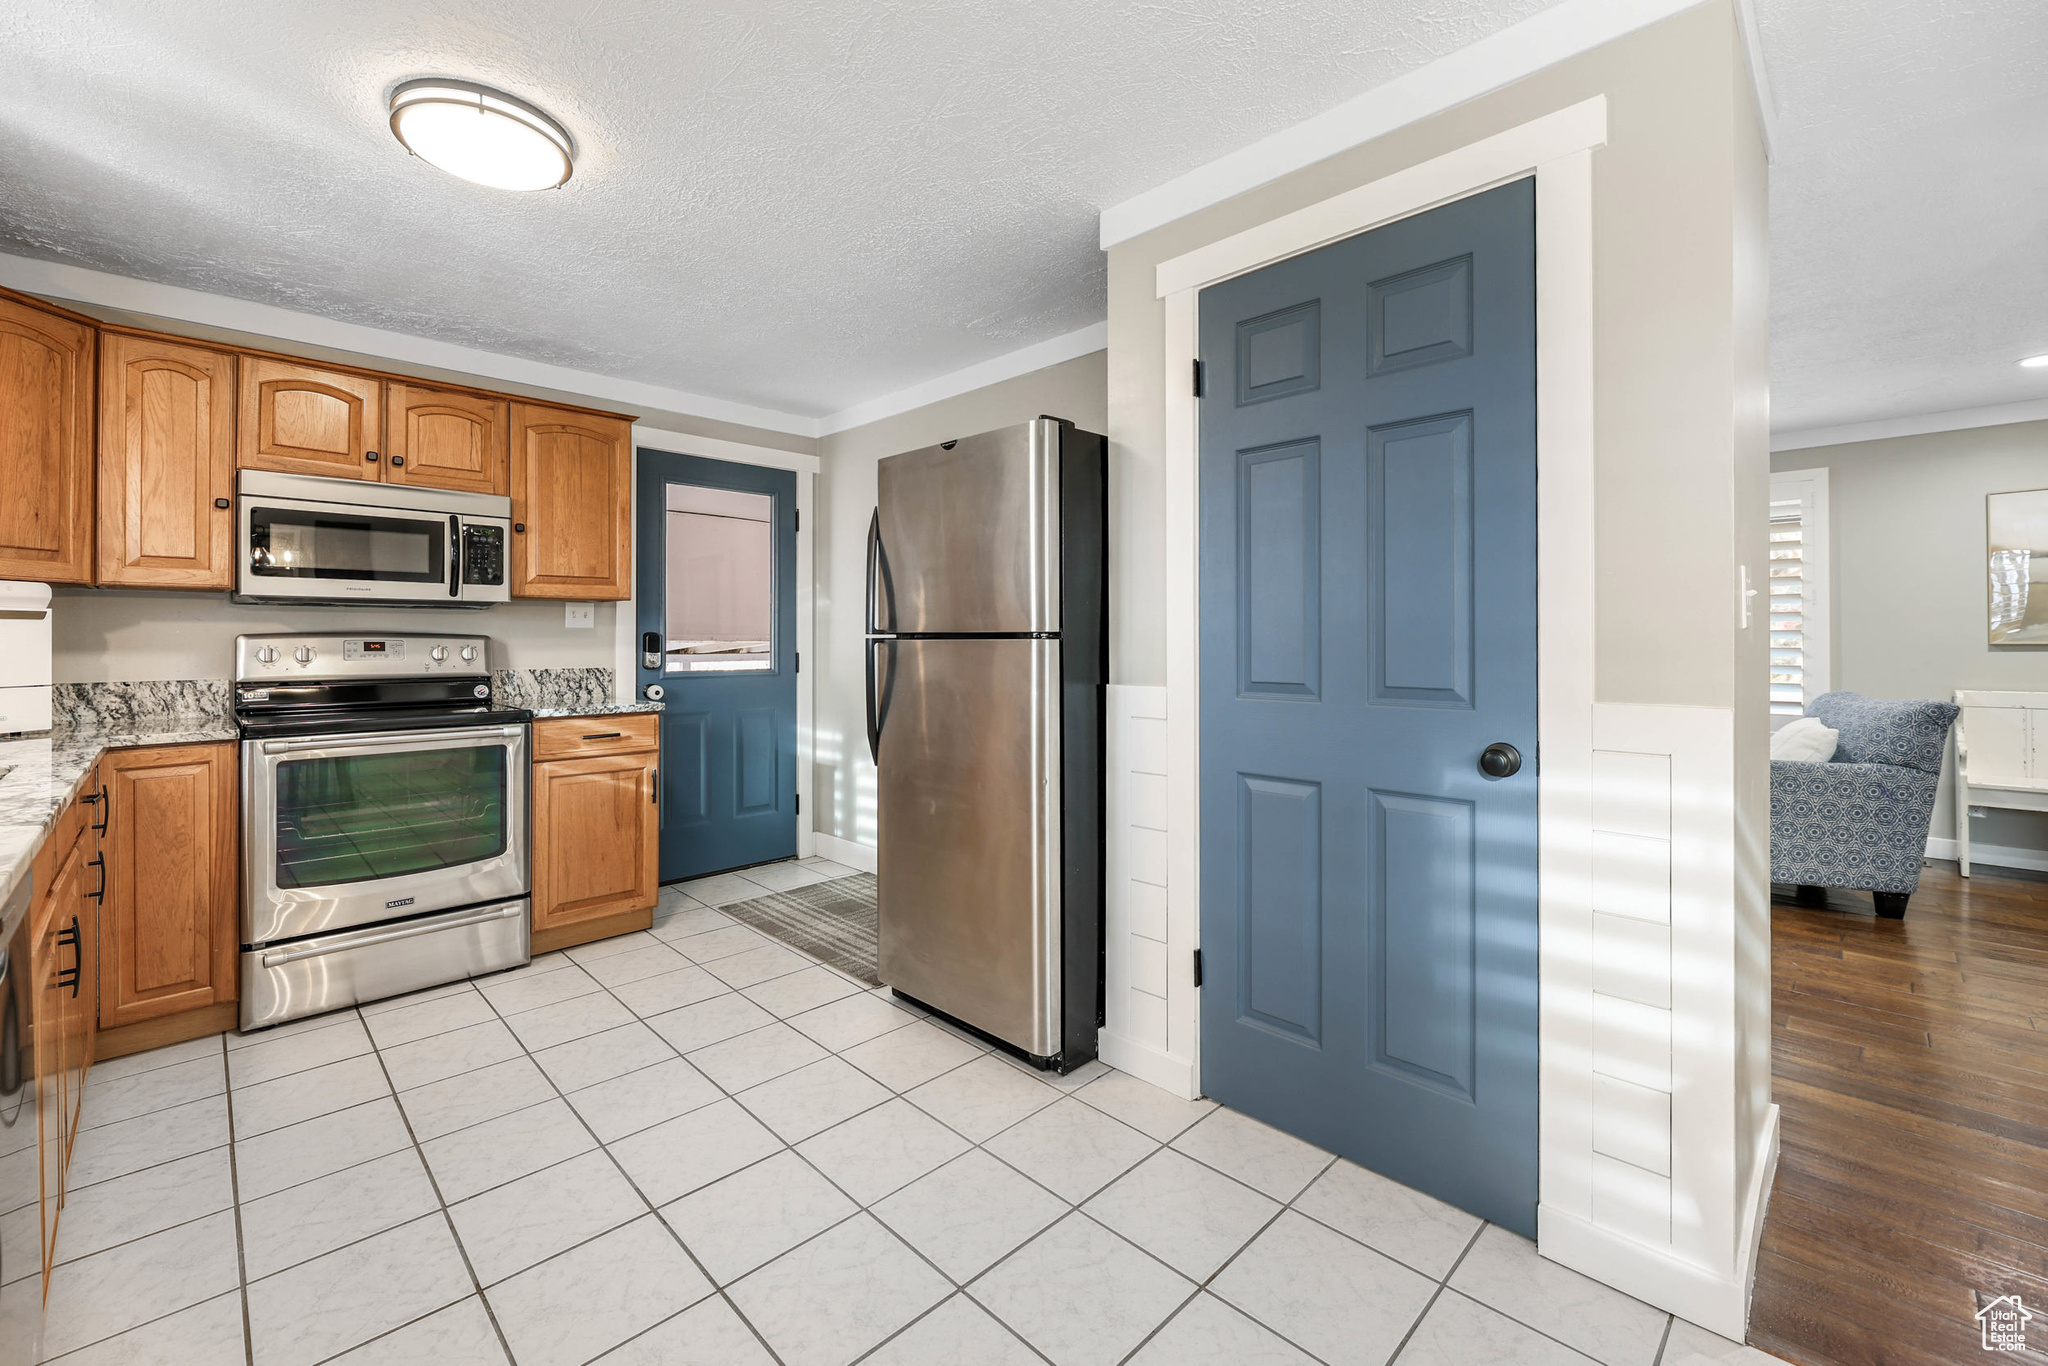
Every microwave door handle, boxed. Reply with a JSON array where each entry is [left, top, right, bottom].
[[449, 516, 462, 598]]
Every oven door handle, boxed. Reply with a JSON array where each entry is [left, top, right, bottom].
[[258, 904, 524, 969], [260, 725, 524, 755]]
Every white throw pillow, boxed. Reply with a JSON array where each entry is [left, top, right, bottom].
[[1771, 716, 1839, 763]]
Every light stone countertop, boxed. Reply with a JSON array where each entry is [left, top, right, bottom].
[[527, 701, 665, 719], [0, 715, 240, 920]]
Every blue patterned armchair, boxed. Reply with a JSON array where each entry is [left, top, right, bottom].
[[1770, 692, 1959, 918]]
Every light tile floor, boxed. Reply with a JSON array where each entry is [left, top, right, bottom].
[[20, 856, 1787, 1366]]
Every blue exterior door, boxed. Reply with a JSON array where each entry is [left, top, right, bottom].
[[1197, 179, 1540, 1234], [635, 450, 799, 881]]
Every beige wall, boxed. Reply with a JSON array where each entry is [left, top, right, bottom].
[[1773, 419, 2048, 855], [51, 589, 617, 681], [810, 352, 1108, 843], [1106, 1, 1764, 710]]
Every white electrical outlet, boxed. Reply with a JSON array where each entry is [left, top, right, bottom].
[[564, 602, 594, 629]]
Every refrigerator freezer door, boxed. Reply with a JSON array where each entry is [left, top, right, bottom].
[[873, 419, 1062, 634], [876, 636, 1062, 1056]]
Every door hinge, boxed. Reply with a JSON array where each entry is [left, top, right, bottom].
[[794, 508, 800, 532], [1193, 949, 1203, 987], [794, 652, 800, 673], [1192, 359, 1205, 398], [795, 794, 800, 815]]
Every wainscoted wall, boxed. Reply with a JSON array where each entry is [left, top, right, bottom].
[[1099, 685, 1186, 1093], [1541, 701, 1778, 1338]]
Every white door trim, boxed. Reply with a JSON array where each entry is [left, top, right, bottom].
[[626, 426, 818, 861], [1143, 94, 1603, 1107]]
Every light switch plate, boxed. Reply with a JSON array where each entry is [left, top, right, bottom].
[[564, 602, 594, 629]]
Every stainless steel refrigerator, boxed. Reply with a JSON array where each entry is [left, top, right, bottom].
[[867, 416, 1106, 1072]]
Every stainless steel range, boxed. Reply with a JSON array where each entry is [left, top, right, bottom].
[[236, 633, 531, 1029]]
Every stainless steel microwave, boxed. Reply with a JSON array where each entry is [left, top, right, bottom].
[[236, 469, 512, 606]]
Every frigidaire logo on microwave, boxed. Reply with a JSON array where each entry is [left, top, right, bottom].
[[385, 897, 416, 909]]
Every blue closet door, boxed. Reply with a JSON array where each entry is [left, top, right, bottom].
[[1197, 178, 1540, 1234]]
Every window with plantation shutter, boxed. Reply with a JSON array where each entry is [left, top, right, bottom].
[[1767, 468, 1830, 727]]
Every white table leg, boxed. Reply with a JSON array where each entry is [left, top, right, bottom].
[[1957, 772, 1971, 877]]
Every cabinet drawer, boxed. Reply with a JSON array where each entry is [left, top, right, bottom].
[[532, 714, 658, 761]]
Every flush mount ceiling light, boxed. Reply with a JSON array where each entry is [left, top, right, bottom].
[[389, 79, 573, 191], [2023, 354, 2048, 369]]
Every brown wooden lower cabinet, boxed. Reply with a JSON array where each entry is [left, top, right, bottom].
[[531, 721, 658, 953], [97, 742, 240, 1055], [29, 768, 97, 1284]]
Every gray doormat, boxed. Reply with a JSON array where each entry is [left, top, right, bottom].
[[721, 874, 881, 987]]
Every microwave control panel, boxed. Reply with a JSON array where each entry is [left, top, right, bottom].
[[463, 525, 506, 587]]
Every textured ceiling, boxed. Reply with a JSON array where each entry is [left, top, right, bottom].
[[0, 0, 1555, 421], [1, 2, 2039, 432], [1760, 0, 2048, 432]]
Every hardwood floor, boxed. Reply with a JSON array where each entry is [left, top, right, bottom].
[[1750, 861, 2048, 1366]]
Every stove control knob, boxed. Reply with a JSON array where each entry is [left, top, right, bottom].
[[293, 646, 315, 665], [459, 645, 479, 663], [430, 646, 450, 662], [255, 646, 279, 664]]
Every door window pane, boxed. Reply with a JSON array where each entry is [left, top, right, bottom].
[[275, 746, 507, 888], [665, 484, 774, 673]]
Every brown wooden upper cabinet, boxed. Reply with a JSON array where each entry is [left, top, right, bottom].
[[239, 356, 383, 479], [510, 404, 633, 599], [98, 742, 238, 1032], [0, 292, 95, 584], [97, 334, 238, 589], [385, 382, 508, 495]]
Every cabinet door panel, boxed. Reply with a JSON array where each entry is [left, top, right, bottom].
[[99, 743, 238, 1030], [238, 357, 382, 479], [98, 334, 237, 588], [532, 755, 656, 930], [0, 292, 94, 584], [386, 383, 507, 494], [510, 405, 632, 599]]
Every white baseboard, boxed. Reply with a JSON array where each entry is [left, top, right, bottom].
[[1925, 836, 2048, 875], [1537, 1103, 1778, 1341], [1732, 1103, 1782, 1334], [811, 831, 877, 874], [1097, 1029, 1197, 1101]]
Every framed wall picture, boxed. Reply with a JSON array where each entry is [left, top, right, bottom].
[[1987, 488, 2048, 644]]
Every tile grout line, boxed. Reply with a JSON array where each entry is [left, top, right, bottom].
[[353, 1002, 522, 1365], [219, 1034, 256, 1366], [1651, 1311, 1675, 1365], [465, 954, 795, 1366], [1378, 1219, 1489, 1366]]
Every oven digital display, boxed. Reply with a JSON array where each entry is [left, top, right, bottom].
[[343, 639, 406, 661]]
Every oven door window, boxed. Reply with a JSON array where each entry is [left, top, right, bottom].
[[274, 747, 507, 888], [249, 506, 446, 583]]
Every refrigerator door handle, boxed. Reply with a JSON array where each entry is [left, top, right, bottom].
[[865, 637, 882, 766], [865, 507, 882, 635]]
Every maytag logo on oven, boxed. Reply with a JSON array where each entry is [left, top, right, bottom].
[[385, 897, 416, 909]]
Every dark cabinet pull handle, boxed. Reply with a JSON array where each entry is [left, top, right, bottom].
[[214, 497, 232, 510], [583, 732, 622, 740], [650, 769, 658, 803], [390, 455, 406, 467], [57, 918, 81, 996], [93, 788, 108, 833], [1478, 743, 1523, 779], [365, 450, 380, 462], [514, 522, 525, 533], [88, 854, 106, 903]]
